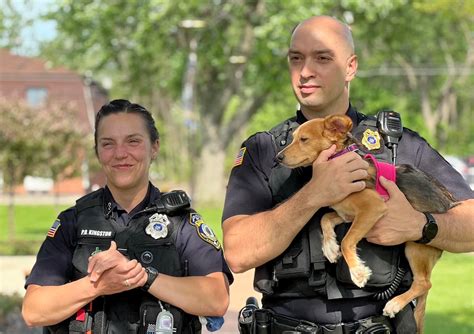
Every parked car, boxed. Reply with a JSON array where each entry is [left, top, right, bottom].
[[465, 156, 474, 190], [445, 155, 469, 181]]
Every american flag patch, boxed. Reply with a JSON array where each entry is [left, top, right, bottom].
[[233, 147, 246, 167], [47, 219, 61, 238]]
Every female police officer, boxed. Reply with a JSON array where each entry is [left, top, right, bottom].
[[22, 99, 232, 333]]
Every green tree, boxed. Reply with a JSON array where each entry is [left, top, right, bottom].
[[0, 0, 23, 49], [0, 100, 84, 238], [41, 0, 473, 203], [345, 0, 474, 154], [41, 0, 333, 203]]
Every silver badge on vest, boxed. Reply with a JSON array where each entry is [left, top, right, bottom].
[[145, 213, 171, 239]]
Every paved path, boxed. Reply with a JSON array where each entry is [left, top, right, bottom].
[[0, 256, 36, 296], [0, 256, 259, 333]]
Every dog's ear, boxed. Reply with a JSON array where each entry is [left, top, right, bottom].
[[323, 115, 353, 141]]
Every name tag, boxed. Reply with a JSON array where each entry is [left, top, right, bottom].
[[80, 229, 114, 238]]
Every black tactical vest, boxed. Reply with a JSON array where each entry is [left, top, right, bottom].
[[254, 111, 410, 301], [46, 189, 200, 334]]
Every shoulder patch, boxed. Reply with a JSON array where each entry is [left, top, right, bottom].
[[47, 219, 61, 238], [233, 147, 246, 167], [188, 213, 221, 250], [189, 212, 202, 226]]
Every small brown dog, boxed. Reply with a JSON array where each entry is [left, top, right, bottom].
[[276, 114, 457, 333]]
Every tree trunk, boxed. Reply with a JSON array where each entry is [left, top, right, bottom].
[[5, 161, 17, 240], [53, 179, 61, 211], [7, 187, 15, 240], [419, 78, 437, 136], [193, 123, 227, 206]]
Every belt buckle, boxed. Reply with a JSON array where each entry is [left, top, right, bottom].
[[321, 324, 344, 334], [295, 323, 321, 334], [354, 316, 392, 334]]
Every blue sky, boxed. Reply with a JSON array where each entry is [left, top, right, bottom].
[[4, 0, 57, 55]]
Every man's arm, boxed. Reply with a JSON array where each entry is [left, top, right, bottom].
[[223, 147, 369, 273], [147, 272, 230, 316], [431, 199, 474, 252], [366, 177, 474, 252]]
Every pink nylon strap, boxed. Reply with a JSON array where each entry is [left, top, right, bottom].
[[329, 144, 359, 160], [364, 154, 396, 200]]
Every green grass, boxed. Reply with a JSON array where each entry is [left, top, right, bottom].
[[0, 204, 70, 254], [0, 204, 222, 240], [1, 205, 473, 333], [0, 204, 69, 239], [0, 204, 223, 254], [195, 205, 224, 242], [424, 252, 474, 334]]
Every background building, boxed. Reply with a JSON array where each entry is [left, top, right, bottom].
[[0, 49, 108, 195]]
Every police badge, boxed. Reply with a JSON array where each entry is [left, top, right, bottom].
[[145, 213, 171, 239], [361, 129, 381, 151]]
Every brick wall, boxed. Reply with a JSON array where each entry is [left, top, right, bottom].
[[0, 49, 108, 195]]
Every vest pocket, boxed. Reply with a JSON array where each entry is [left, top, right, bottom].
[[335, 225, 401, 287], [72, 238, 113, 277], [273, 232, 310, 279], [127, 241, 182, 277]]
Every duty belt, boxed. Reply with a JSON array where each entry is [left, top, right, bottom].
[[239, 308, 393, 334]]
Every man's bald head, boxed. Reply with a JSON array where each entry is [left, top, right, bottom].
[[291, 16, 355, 55], [287, 15, 358, 118]]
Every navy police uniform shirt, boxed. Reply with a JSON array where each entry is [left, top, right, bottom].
[[26, 183, 233, 288], [222, 105, 474, 323]]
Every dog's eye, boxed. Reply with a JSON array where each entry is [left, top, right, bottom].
[[300, 137, 308, 143]]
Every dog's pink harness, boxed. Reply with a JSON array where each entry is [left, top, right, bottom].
[[329, 144, 359, 159], [364, 154, 396, 200], [329, 146, 396, 200]]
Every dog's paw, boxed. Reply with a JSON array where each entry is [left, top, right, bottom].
[[322, 240, 340, 263], [350, 265, 372, 288], [383, 300, 402, 318]]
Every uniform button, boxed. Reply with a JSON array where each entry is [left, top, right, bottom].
[[141, 251, 154, 264]]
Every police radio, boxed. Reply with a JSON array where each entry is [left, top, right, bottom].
[[159, 190, 191, 214], [140, 190, 191, 216], [376, 109, 403, 165]]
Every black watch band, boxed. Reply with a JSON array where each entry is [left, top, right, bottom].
[[416, 212, 438, 244], [142, 267, 159, 291]]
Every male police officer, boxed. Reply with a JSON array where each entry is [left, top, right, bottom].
[[222, 16, 474, 333]]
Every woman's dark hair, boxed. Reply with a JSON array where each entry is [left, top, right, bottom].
[[94, 99, 159, 154]]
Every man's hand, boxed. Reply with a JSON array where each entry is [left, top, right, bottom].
[[308, 145, 369, 208], [366, 176, 425, 245]]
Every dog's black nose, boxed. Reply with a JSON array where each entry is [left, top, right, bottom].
[[275, 153, 284, 163]]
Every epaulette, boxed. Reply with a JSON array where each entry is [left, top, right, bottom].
[[75, 188, 104, 213], [268, 116, 299, 151]]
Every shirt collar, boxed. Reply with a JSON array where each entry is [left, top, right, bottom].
[[295, 103, 359, 125], [103, 183, 160, 216]]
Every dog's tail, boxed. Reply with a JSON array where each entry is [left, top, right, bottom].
[[396, 165, 458, 213]]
